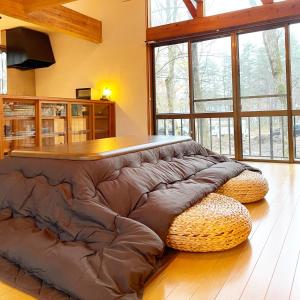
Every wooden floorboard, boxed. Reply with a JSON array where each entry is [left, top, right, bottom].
[[0, 162, 299, 300], [144, 162, 300, 300]]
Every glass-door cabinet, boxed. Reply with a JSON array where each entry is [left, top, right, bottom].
[[94, 103, 111, 139], [71, 104, 92, 143], [2, 99, 37, 154], [0, 96, 116, 159], [41, 102, 67, 146]]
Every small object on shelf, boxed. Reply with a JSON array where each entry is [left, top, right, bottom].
[[4, 125, 12, 137], [76, 88, 91, 100], [101, 88, 112, 101]]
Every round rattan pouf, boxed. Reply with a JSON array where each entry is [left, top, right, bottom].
[[166, 193, 252, 253], [217, 170, 269, 204]]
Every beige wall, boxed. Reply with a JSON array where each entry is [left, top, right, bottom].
[[8, 69, 36, 96], [35, 0, 148, 136]]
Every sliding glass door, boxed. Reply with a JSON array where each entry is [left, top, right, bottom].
[[239, 27, 289, 160], [153, 22, 300, 162], [192, 37, 235, 156]]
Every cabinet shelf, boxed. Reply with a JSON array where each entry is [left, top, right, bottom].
[[42, 132, 66, 138], [4, 134, 36, 141], [0, 96, 116, 159], [71, 130, 91, 134], [95, 129, 108, 133], [42, 116, 66, 120], [95, 116, 108, 119], [4, 116, 35, 121]]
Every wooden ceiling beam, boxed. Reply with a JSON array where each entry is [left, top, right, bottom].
[[261, 0, 274, 4], [147, 0, 300, 42], [23, 0, 76, 12], [183, 0, 197, 18], [0, 0, 101, 43], [196, 0, 204, 17]]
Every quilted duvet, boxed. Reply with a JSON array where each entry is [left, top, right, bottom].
[[0, 140, 257, 300]]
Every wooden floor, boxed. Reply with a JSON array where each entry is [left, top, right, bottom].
[[144, 162, 300, 300], [0, 162, 299, 300]]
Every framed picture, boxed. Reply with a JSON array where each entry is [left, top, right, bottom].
[[76, 88, 91, 99]]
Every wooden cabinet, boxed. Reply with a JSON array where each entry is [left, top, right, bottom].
[[0, 96, 116, 158]]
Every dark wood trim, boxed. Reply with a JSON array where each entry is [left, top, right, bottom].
[[285, 25, 295, 163], [151, 45, 157, 135], [155, 112, 234, 119], [261, 0, 274, 4], [147, 0, 300, 42], [147, 45, 154, 135], [292, 110, 300, 116], [241, 158, 290, 164], [36, 101, 41, 147], [67, 103, 72, 144], [232, 32, 242, 160], [240, 110, 290, 117], [183, 0, 197, 19], [188, 41, 195, 139], [196, 0, 204, 18]]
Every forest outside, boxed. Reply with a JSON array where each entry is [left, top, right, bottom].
[[151, 0, 300, 161]]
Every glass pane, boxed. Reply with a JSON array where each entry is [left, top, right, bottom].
[[72, 104, 92, 143], [192, 37, 233, 113], [3, 100, 36, 153], [156, 119, 190, 136], [205, 0, 261, 16], [94, 104, 110, 139], [195, 118, 235, 156], [294, 116, 300, 160], [155, 43, 190, 114], [41, 103, 67, 146], [290, 23, 300, 110], [239, 28, 287, 111], [242, 116, 288, 160], [149, 0, 192, 27]]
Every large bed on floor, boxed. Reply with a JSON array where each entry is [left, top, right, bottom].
[[0, 136, 258, 300]]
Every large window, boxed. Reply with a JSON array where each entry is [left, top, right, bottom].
[[149, 0, 192, 27], [239, 28, 287, 112], [155, 43, 189, 114], [0, 50, 7, 95], [204, 0, 261, 16], [149, 0, 262, 27], [192, 37, 233, 113], [153, 23, 300, 162]]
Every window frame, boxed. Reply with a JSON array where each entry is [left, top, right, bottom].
[[150, 21, 300, 163]]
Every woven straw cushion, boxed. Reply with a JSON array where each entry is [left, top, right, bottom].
[[167, 193, 252, 253], [217, 170, 269, 203]]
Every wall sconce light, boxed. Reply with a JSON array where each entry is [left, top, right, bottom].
[[101, 88, 112, 101]]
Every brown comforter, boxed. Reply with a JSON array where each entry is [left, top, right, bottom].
[[0, 141, 257, 300]]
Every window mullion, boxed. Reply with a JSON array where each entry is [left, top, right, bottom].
[[188, 41, 196, 139], [231, 32, 242, 160], [285, 25, 295, 163]]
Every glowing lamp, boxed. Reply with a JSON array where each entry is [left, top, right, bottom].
[[101, 88, 112, 100]]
